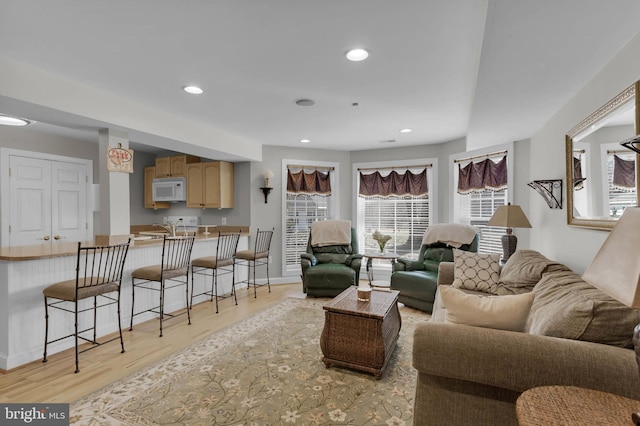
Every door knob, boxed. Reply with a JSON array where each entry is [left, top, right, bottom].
[[53, 235, 63, 240], [41, 235, 50, 241]]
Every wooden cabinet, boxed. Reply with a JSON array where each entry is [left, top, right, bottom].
[[155, 155, 199, 177], [144, 166, 170, 209], [186, 161, 234, 208]]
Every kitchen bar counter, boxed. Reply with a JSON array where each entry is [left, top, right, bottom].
[[0, 231, 249, 370], [0, 226, 250, 261]]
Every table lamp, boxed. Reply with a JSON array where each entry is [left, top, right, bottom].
[[486, 203, 532, 262], [581, 207, 640, 424]]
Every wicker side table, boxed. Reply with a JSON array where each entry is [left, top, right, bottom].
[[320, 286, 401, 379], [516, 386, 640, 425]]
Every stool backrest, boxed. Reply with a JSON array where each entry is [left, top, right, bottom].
[[161, 235, 195, 272], [76, 239, 131, 290], [254, 228, 274, 256], [216, 232, 240, 266]]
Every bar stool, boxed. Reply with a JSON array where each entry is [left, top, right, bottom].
[[235, 228, 274, 298], [43, 239, 131, 373], [129, 235, 195, 337], [190, 231, 241, 313]]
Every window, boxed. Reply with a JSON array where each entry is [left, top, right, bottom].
[[355, 162, 434, 265], [285, 193, 330, 270], [452, 148, 512, 255], [281, 160, 338, 275], [455, 188, 507, 254], [605, 150, 636, 218]]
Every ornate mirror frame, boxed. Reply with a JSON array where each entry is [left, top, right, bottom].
[[565, 80, 640, 230]]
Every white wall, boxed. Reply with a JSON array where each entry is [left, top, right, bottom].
[[529, 32, 640, 273]]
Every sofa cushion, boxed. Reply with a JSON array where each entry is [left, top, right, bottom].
[[451, 249, 500, 294], [526, 269, 640, 348], [491, 250, 570, 295], [440, 285, 534, 332]]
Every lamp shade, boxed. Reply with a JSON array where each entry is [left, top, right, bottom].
[[583, 207, 640, 308], [487, 203, 532, 229]]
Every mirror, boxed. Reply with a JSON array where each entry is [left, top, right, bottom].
[[566, 80, 639, 230]]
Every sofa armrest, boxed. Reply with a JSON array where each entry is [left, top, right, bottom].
[[437, 261, 454, 286], [413, 322, 640, 399]]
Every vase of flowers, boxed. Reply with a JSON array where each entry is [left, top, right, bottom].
[[372, 230, 392, 254]]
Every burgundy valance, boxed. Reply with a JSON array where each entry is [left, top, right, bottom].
[[613, 155, 636, 190], [457, 156, 507, 194], [286, 169, 331, 195], [359, 169, 428, 197]]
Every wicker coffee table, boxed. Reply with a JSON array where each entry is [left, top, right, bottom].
[[516, 386, 640, 425], [320, 286, 401, 379]]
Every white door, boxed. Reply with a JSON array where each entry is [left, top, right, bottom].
[[9, 155, 89, 247]]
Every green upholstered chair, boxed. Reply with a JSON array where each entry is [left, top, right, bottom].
[[301, 224, 362, 298], [391, 225, 478, 313]]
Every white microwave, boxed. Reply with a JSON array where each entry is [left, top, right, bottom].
[[152, 177, 187, 202]]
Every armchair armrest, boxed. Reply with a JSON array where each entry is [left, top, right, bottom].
[[300, 252, 317, 267], [393, 257, 426, 272], [347, 254, 362, 271], [413, 322, 640, 399]]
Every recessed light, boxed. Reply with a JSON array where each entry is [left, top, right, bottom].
[[295, 98, 316, 107], [345, 48, 369, 62], [400, 128, 412, 133], [0, 114, 32, 126], [183, 85, 203, 95], [300, 139, 311, 144]]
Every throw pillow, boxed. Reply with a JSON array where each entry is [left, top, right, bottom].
[[451, 249, 500, 294], [440, 285, 534, 332], [526, 269, 640, 348], [492, 250, 570, 295]]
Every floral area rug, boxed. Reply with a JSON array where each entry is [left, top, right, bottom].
[[71, 297, 429, 425]]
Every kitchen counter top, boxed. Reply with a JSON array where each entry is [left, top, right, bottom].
[[0, 226, 250, 261]]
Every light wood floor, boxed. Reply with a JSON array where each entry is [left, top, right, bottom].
[[0, 283, 304, 404]]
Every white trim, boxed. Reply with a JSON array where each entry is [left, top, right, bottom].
[[280, 159, 340, 277], [0, 148, 94, 247]]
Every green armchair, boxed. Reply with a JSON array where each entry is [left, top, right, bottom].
[[391, 226, 478, 313], [301, 226, 363, 297]]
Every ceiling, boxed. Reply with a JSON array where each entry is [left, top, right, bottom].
[[1, 0, 640, 160]]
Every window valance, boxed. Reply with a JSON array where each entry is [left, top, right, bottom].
[[613, 155, 636, 190], [286, 169, 331, 195], [358, 168, 428, 197], [457, 155, 507, 194]]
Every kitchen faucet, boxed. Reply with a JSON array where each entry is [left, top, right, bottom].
[[153, 221, 176, 237], [153, 219, 187, 238]]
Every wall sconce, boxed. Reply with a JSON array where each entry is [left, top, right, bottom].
[[528, 179, 563, 209], [260, 169, 274, 204], [621, 134, 640, 154]]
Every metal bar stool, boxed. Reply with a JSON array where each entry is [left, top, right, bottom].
[[190, 231, 241, 313], [43, 239, 131, 373], [235, 228, 274, 298], [129, 235, 195, 337]]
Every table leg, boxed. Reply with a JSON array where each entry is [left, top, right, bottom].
[[366, 257, 374, 284]]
